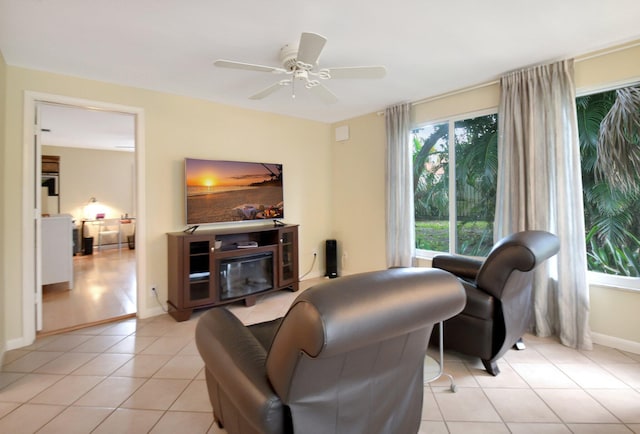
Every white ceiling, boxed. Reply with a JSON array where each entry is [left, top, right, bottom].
[[39, 104, 135, 151], [2, 0, 640, 142]]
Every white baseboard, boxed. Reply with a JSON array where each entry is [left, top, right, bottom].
[[300, 271, 326, 281], [6, 336, 34, 352], [138, 305, 166, 320], [591, 332, 640, 355]]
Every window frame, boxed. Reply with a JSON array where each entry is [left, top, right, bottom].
[[412, 108, 498, 260], [576, 79, 640, 291], [413, 81, 640, 291]]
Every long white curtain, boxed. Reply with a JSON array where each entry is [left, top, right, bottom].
[[495, 59, 592, 350], [385, 103, 415, 268]]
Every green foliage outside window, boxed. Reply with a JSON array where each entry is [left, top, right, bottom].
[[577, 85, 640, 276], [413, 85, 640, 278], [413, 114, 497, 256]]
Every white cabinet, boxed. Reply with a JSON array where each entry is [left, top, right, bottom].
[[42, 214, 74, 286]]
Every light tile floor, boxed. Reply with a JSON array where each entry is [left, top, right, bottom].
[[2, 278, 640, 433]]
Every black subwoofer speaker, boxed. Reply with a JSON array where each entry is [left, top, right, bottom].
[[325, 239, 338, 278]]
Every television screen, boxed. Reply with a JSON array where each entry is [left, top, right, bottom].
[[185, 158, 284, 225]]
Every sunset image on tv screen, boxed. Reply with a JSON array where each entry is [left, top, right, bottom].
[[185, 158, 284, 225]]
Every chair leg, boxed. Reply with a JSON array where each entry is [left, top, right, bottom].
[[513, 338, 526, 350], [482, 359, 500, 376]]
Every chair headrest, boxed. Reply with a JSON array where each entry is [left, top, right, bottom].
[[477, 230, 560, 290], [267, 267, 465, 362]]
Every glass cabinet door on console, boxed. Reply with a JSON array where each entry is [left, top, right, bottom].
[[168, 232, 218, 322], [185, 238, 216, 307], [278, 226, 299, 288]]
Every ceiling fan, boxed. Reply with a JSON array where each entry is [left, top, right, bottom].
[[214, 32, 386, 103]]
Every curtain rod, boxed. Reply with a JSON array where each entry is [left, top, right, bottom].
[[408, 39, 640, 109]]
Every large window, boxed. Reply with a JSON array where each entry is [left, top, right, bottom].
[[412, 85, 640, 281], [412, 113, 498, 257], [577, 84, 640, 278]]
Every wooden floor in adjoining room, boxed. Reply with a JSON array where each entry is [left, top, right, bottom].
[[40, 247, 137, 336]]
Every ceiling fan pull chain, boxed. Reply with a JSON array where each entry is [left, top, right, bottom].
[[291, 69, 296, 99]]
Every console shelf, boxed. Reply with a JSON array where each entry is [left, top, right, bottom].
[[167, 224, 299, 321]]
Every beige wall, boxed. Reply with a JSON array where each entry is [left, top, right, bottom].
[[574, 43, 640, 92], [329, 114, 387, 275], [590, 285, 640, 346], [42, 145, 135, 222], [4, 66, 332, 345], [412, 83, 500, 125], [331, 41, 640, 349], [0, 51, 7, 360]]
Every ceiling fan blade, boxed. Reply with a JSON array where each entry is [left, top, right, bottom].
[[214, 59, 285, 74], [249, 82, 286, 100], [326, 66, 387, 79], [296, 32, 327, 67], [309, 83, 338, 104]]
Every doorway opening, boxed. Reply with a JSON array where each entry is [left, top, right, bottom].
[[38, 103, 137, 335], [21, 92, 146, 345]]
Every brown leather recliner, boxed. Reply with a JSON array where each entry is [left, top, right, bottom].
[[431, 230, 560, 376], [195, 268, 466, 434]]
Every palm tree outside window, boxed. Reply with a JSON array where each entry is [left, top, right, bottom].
[[577, 84, 640, 278]]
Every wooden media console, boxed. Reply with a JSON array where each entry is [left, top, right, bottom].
[[166, 224, 298, 321]]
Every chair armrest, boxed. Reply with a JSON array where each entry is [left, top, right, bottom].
[[432, 254, 483, 281], [196, 308, 285, 434]]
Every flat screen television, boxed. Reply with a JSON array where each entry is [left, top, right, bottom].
[[185, 158, 284, 226]]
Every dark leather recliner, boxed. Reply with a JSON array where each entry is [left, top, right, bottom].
[[431, 230, 560, 376], [195, 268, 466, 434]]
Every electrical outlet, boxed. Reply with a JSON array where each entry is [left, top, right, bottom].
[[312, 250, 318, 257], [151, 285, 157, 296]]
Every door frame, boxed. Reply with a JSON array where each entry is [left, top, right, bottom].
[[21, 91, 147, 345]]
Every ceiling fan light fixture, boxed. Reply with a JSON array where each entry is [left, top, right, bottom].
[[295, 60, 315, 70], [305, 80, 320, 89], [317, 69, 331, 80], [280, 44, 298, 71]]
